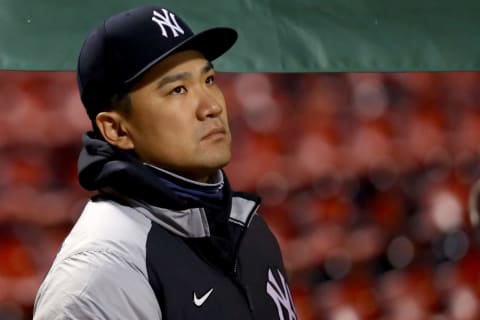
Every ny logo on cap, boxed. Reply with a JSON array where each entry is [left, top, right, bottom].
[[152, 9, 185, 38]]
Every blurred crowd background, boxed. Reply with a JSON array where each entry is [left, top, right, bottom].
[[0, 70, 479, 319]]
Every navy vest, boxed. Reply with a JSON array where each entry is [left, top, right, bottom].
[[146, 215, 296, 319]]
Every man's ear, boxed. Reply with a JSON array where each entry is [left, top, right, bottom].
[[95, 112, 134, 150]]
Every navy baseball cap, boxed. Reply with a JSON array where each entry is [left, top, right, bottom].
[[77, 5, 237, 120]]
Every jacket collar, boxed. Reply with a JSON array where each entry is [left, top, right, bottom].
[[98, 189, 259, 238]]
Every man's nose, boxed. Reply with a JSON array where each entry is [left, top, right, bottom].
[[196, 91, 223, 120]]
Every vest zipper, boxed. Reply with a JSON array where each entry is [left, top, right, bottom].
[[230, 202, 259, 313], [232, 259, 254, 312]]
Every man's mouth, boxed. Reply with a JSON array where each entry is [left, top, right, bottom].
[[201, 127, 227, 141]]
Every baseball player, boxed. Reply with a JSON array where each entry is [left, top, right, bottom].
[[33, 4, 296, 320]]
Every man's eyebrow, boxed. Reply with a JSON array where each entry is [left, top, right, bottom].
[[157, 62, 214, 89], [157, 72, 191, 89], [202, 62, 214, 74]]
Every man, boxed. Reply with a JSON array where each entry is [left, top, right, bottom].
[[33, 4, 297, 320]]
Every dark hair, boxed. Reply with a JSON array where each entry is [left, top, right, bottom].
[[109, 92, 133, 116]]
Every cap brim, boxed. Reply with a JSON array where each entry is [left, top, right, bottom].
[[124, 27, 237, 84]]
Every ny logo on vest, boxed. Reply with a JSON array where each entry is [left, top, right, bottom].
[[151, 9, 185, 38], [266, 268, 297, 320]]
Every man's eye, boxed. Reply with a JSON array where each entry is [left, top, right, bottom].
[[206, 75, 215, 85], [171, 86, 186, 94]]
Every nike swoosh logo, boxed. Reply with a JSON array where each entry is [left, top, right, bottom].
[[193, 288, 214, 307]]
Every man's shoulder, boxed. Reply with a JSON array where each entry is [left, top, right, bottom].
[[34, 243, 161, 319], [34, 198, 161, 319], [55, 198, 152, 268], [76, 198, 151, 239]]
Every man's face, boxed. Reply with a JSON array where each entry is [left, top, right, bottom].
[[122, 50, 231, 181]]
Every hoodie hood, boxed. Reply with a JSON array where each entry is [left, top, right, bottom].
[[78, 132, 204, 210]]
